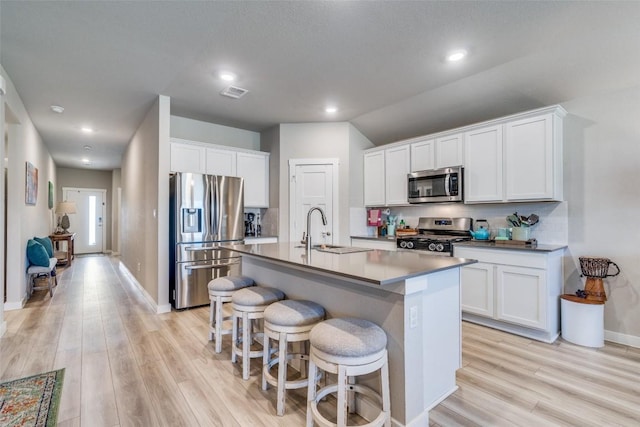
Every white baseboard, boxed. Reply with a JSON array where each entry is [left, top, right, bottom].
[[4, 298, 26, 311], [156, 304, 171, 314], [605, 329, 640, 349], [118, 262, 166, 314]]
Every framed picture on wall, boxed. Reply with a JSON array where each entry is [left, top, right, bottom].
[[48, 181, 54, 209], [25, 161, 38, 205]]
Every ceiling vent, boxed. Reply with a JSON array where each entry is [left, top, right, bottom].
[[220, 86, 249, 99]]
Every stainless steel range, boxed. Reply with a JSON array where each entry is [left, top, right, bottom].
[[397, 217, 473, 256]]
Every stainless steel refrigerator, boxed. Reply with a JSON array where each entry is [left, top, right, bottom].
[[169, 172, 244, 309]]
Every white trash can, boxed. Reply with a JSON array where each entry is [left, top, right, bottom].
[[560, 295, 604, 348]]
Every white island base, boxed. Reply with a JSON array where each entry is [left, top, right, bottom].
[[234, 244, 471, 426]]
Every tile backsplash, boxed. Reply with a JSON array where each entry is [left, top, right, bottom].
[[355, 202, 568, 245]]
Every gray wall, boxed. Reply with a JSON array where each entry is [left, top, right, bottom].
[[1, 65, 57, 309], [562, 85, 640, 341], [270, 122, 373, 245], [170, 115, 260, 150], [121, 97, 162, 303], [56, 167, 113, 251]]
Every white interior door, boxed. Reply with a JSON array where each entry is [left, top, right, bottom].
[[289, 160, 337, 246], [63, 188, 106, 254]]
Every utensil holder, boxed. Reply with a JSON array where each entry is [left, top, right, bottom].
[[511, 227, 531, 241]]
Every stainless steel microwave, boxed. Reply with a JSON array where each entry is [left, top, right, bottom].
[[407, 166, 463, 203]]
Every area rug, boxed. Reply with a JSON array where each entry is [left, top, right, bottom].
[[0, 369, 64, 427]]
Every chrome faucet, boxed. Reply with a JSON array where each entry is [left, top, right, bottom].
[[305, 207, 327, 252]]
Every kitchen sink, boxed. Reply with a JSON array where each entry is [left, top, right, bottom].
[[312, 244, 373, 254]]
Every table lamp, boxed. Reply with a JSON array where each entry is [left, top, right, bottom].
[[55, 201, 77, 233]]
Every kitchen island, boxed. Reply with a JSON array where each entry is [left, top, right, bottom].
[[228, 242, 476, 426]]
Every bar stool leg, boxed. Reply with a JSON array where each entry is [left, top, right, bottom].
[[231, 313, 238, 364], [209, 299, 215, 341], [337, 365, 348, 427], [242, 312, 251, 380], [262, 331, 271, 391], [347, 376, 356, 414], [306, 359, 318, 427], [276, 330, 288, 416], [215, 296, 225, 353], [381, 357, 391, 427]]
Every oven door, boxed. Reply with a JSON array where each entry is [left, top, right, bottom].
[[408, 167, 463, 203]]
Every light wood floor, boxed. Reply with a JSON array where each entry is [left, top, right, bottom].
[[1, 255, 639, 426]]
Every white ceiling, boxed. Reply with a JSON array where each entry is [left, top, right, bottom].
[[2, 1, 639, 170]]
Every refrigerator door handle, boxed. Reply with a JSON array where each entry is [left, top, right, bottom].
[[185, 261, 239, 270], [204, 175, 213, 240], [184, 246, 223, 252], [213, 176, 221, 241]]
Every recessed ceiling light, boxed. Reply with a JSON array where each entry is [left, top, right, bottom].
[[446, 49, 468, 62], [82, 158, 91, 165], [325, 106, 338, 114], [219, 72, 236, 82], [50, 105, 64, 114], [81, 127, 94, 133]]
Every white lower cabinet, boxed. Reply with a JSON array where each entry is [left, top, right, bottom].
[[350, 237, 397, 251], [455, 245, 563, 342], [460, 262, 494, 317]]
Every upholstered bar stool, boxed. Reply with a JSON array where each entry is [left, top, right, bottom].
[[307, 318, 391, 427], [208, 275, 255, 353], [262, 299, 326, 416], [231, 286, 286, 380]]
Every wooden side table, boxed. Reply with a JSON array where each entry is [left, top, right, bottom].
[[49, 233, 76, 266]]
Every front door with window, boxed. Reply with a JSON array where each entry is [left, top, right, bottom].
[[63, 188, 105, 254]]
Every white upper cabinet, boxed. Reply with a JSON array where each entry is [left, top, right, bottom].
[[505, 113, 562, 201], [364, 145, 410, 207], [464, 125, 503, 203], [170, 138, 270, 208], [463, 106, 565, 204], [363, 151, 386, 206], [205, 147, 237, 176], [236, 151, 269, 208], [410, 138, 435, 172], [384, 145, 411, 205], [170, 142, 206, 174], [435, 133, 464, 169]]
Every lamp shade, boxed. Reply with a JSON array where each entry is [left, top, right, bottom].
[[55, 201, 77, 215]]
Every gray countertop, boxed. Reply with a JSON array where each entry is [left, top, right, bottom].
[[454, 240, 567, 252], [227, 243, 476, 286]]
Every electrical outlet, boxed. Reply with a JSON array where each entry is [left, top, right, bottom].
[[137, 262, 141, 272], [410, 306, 418, 328]]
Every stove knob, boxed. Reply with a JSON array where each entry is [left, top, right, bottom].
[[399, 241, 407, 248], [436, 243, 445, 252], [406, 241, 414, 249], [428, 243, 436, 251]]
